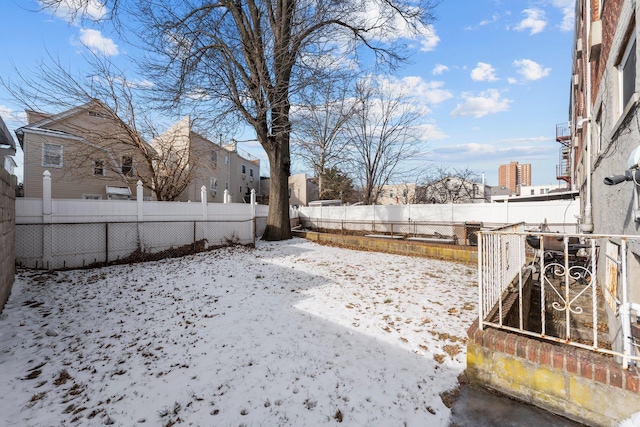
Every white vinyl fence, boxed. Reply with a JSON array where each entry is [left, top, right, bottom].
[[16, 178, 270, 270], [299, 199, 579, 226]]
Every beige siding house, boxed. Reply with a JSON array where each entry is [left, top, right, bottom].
[[15, 101, 153, 200], [154, 116, 260, 203], [16, 103, 259, 202]]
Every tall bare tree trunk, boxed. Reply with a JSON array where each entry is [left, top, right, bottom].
[[262, 110, 292, 241]]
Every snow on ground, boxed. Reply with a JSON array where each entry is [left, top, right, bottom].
[[0, 238, 478, 426]]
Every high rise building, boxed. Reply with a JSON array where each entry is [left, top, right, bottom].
[[498, 161, 531, 194]]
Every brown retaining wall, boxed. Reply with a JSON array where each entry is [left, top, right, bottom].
[[292, 230, 478, 264]]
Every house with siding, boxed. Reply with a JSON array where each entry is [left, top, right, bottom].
[[15, 100, 154, 200], [15, 102, 260, 202], [155, 116, 260, 203]]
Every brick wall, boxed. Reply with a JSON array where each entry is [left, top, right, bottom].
[[0, 166, 15, 312], [467, 321, 640, 426]]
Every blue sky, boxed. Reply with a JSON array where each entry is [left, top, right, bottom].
[[0, 0, 574, 186]]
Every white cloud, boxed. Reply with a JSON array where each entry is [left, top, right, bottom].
[[417, 123, 449, 141], [513, 59, 551, 81], [514, 8, 547, 35], [0, 105, 27, 126], [432, 64, 449, 75], [39, 0, 106, 24], [548, 0, 575, 31], [78, 28, 119, 56], [361, 2, 439, 51], [382, 76, 453, 105], [465, 13, 500, 30], [450, 89, 511, 118], [471, 62, 498, 82], [419, 25, 440, 52], [507, 77, 518, 84]]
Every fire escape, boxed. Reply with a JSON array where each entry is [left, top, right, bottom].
[[556, 123, 571, 185]]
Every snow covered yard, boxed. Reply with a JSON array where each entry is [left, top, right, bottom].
[[0, 237, 478, 426]]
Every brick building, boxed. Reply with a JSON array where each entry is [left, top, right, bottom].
[[498, 161, 531, 194]]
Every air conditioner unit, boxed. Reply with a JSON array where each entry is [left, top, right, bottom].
[[211, 189, 217, 196], [576, 37, 583, 59], [242, 173, 246, 180], [589, 20, 602, 62], [250, 176, 254, 182]]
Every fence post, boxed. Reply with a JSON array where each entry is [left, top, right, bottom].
[[42, 170, 52, 223], [42, 171, 53, 269], [477, 231, 483, 331], [251, 189, 256, 243], [137, 180, 143, 221], [201, 185, 207, 220], [224, 189, 229, 204]]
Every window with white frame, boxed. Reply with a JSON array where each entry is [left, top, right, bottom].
[[242, 164, 246, 174], [93, 159, 105, 176], [225, 155, 229, 165], [210, 177, 218, 191], [121, 156, 134, 177], [618, 34, 637, 114], [225, 181, 229, 190], [211, 151, 218, 166], [42, 143, 63, 168], [250, 168, 254, 177]]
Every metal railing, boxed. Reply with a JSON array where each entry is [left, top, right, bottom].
[[478, 226, 640, 368]]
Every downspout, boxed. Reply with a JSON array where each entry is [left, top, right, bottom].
[[581, 0, 594, 233]]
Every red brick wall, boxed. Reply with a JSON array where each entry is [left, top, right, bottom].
[[467, 320, 640, 395]]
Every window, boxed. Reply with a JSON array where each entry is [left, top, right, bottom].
[[239, 185, 242, 194], [596, 108, 604, 153], [225, 181, 229, 190], [250, 168, 254, 177], [93, 160, 105, 176], [210, 177, 218, 190], [619, 36, 637, 113], [531, 190, 535, 195], [225, 155, 229, 165], [211, 151, 218, 166], [42, 143, 63, 168], [389, 190, 394, 198], [121, 156, 133, 177], [242, 164, 246, 174]]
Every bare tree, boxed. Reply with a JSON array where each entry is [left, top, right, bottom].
[[415, 166, 483, 204], [4, 54, 202, 201], [291, 79, 358, 199], [33, 0, 438, 239], [347, 78, 424, 205]]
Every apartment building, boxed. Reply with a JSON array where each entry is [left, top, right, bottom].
[[498, 161, 531, 194]]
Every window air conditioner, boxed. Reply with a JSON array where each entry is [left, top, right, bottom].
[[576, 37, 583, 59], [242, 173, 246, 180], [211, 189, 217, 196], [250, 176, 254, 182], [589, 20, 602, 62]]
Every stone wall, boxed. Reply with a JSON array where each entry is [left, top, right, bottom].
[[0, 166, 15, 312]]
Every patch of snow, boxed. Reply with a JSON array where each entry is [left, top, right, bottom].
[[0, 238, 477, 426]]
